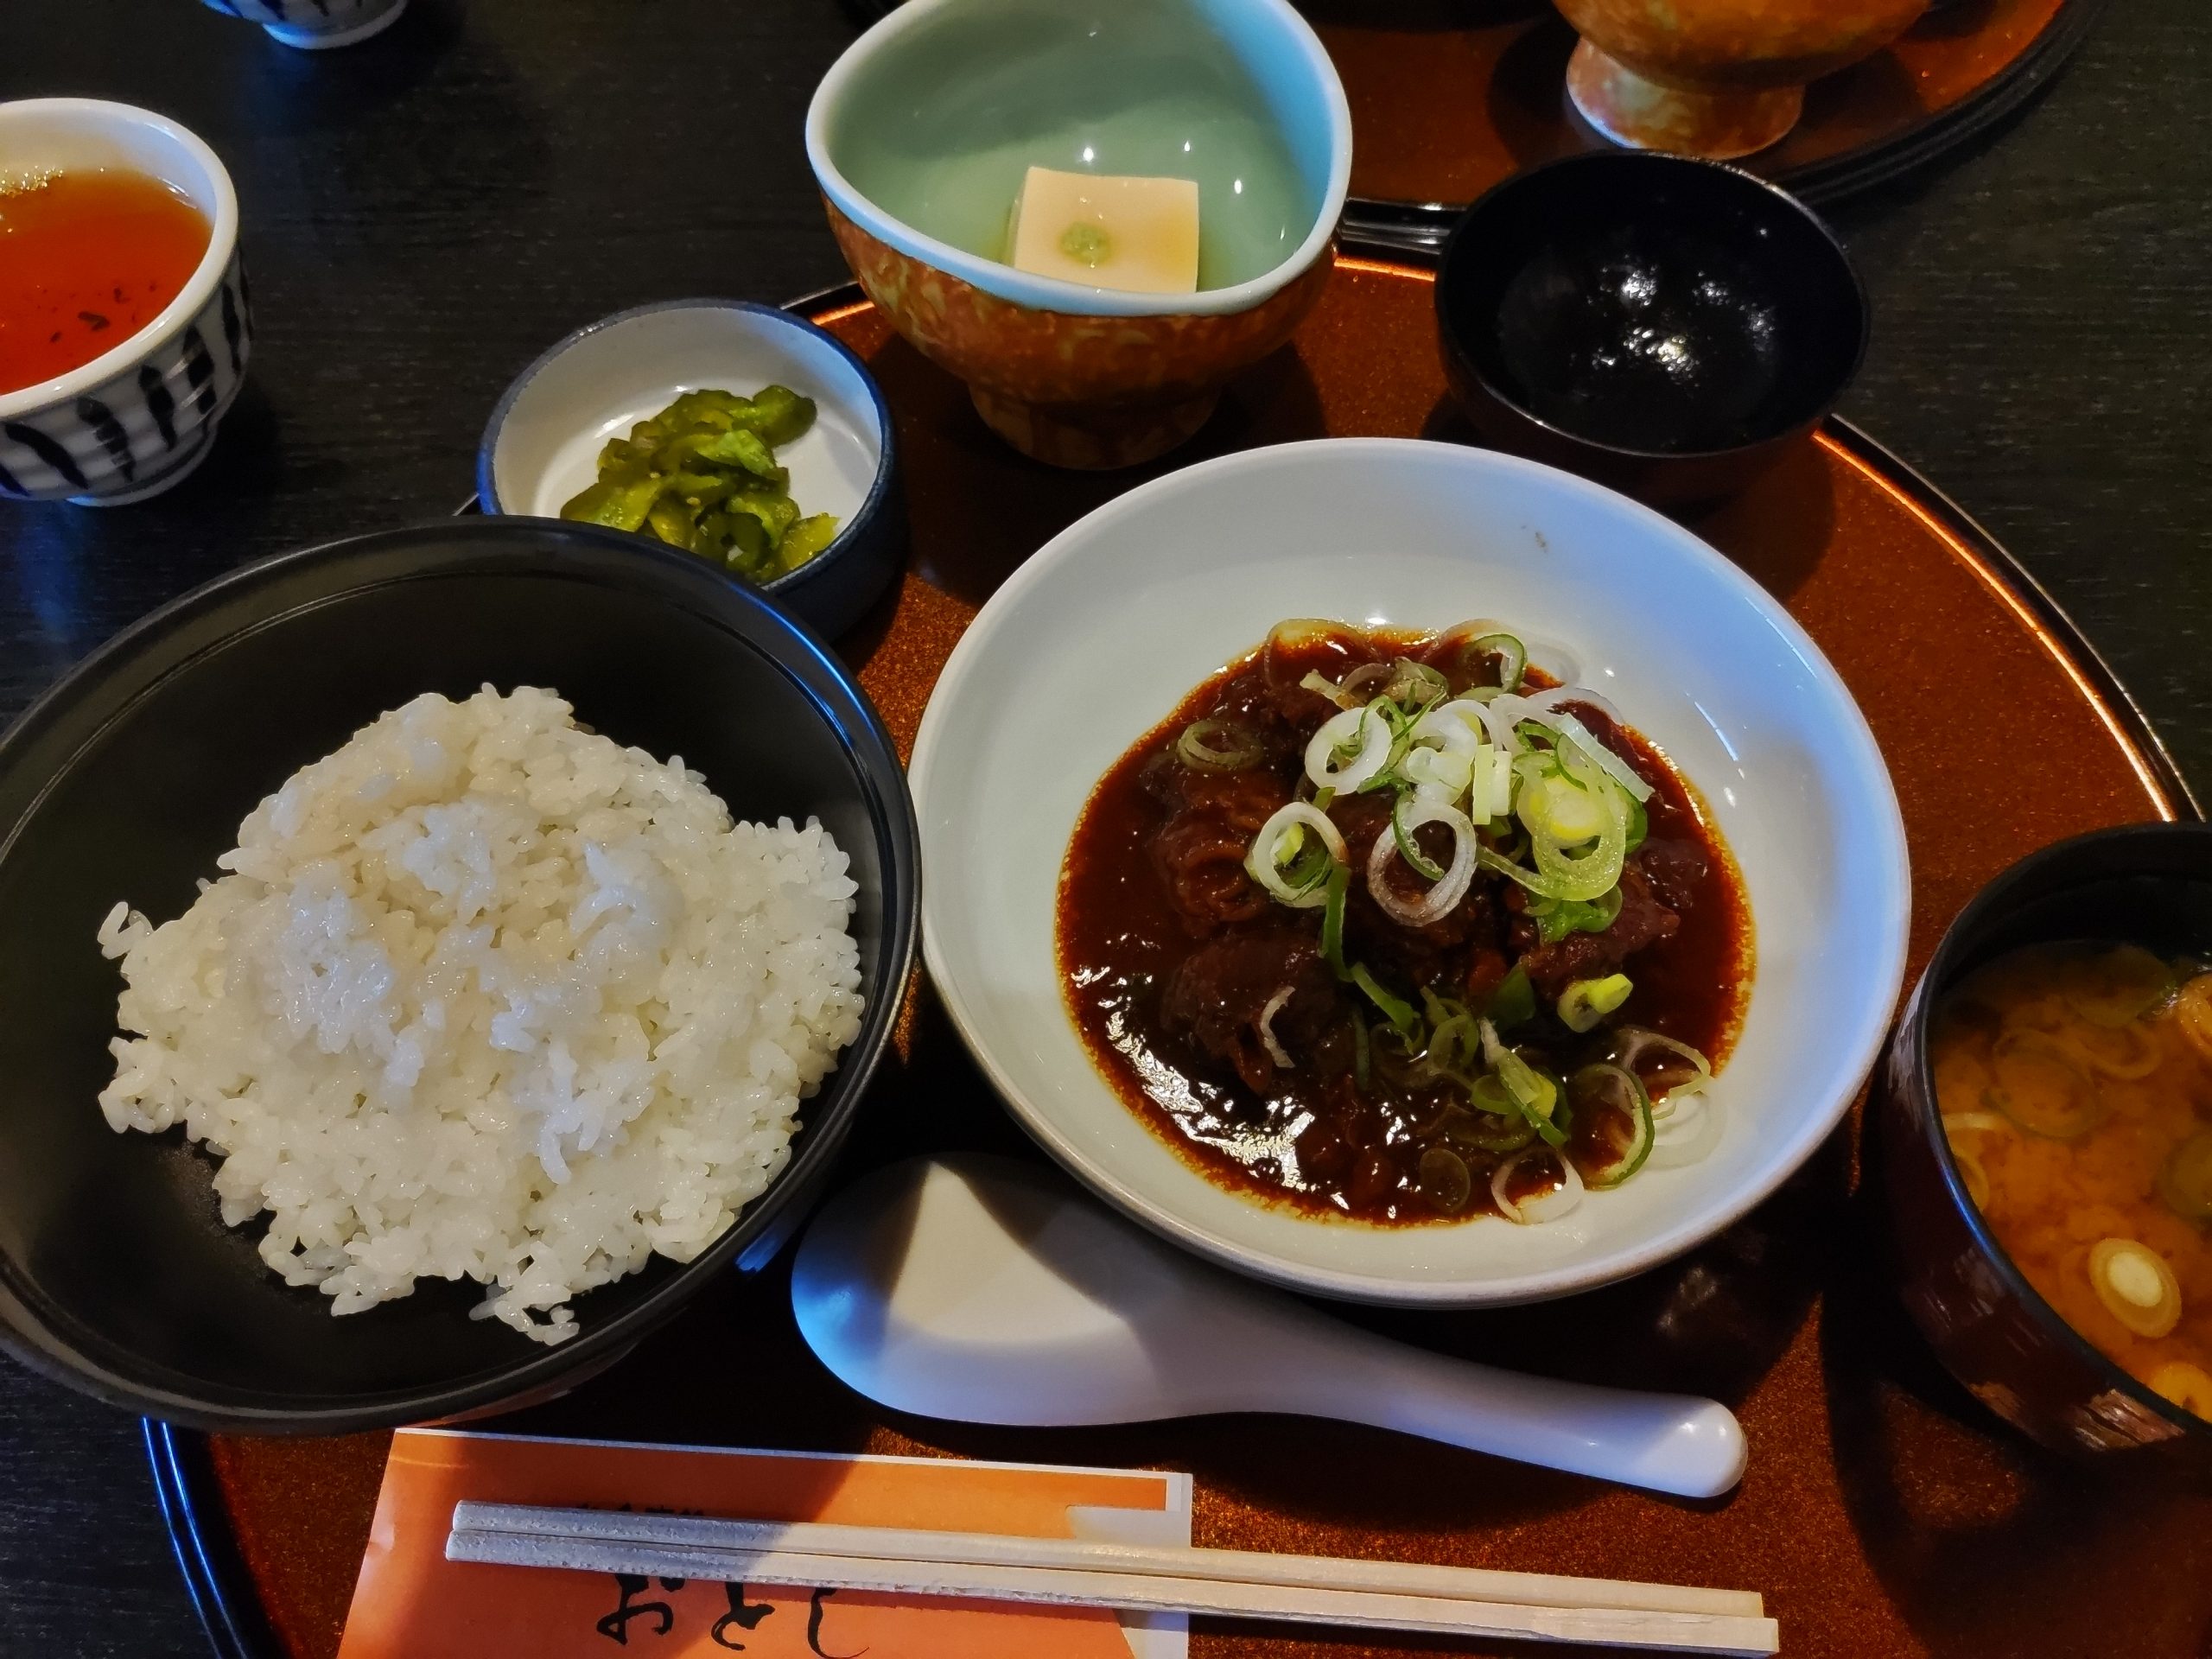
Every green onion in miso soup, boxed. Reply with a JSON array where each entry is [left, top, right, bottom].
[[560, 385, 840, 582]]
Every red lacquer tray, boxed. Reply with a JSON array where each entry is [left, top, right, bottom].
[[152, 251, 2211, 1659]]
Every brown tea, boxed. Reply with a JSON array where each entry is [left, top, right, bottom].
[[0, 168, 210, 395]]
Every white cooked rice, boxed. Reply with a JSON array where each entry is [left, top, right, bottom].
[[94, 685, 864, 1344]]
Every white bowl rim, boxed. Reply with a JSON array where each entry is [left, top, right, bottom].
[[472, 296, 900, 599], [911, 435, 1913, 1304], [804, 0, 1353, 319], [0, 98, 241, 423]]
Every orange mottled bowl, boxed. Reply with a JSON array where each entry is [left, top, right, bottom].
[[1554, 0, 1930, 160], [805, 0, 1351, 470]]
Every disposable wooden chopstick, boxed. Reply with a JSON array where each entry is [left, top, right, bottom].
[[446, 1502, 1779, 1656], [450, 1503, 1759, 1618]]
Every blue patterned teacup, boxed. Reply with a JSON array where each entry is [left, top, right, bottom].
[[0, 99, 251, 507], [199, 0, 410, 50]]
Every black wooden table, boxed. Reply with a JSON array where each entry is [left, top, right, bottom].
[[2, 3, 2208, 1655]]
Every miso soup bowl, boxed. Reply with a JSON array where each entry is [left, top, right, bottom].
[[0, 99, 250, 506], [1876, 822, 2212, 1475], [805, 0, 1351, 470]]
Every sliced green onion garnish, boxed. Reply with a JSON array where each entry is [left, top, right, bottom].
[[1391, 791, 1447, 880], [1419, 985, 1463, 1027], [1306, 706, 1395, 793], [1418, 1146, 1473, 1213], [1427, 1014, 1477, 1077], [1573, 1063, 1656, 1189], [1175, 717, 1262, 772], [1245, 802, 1347, 910], [1551, 710, 1655, 804], [1467, 1072, 1517, 1116], [1354, 698, 1417, 793], [1389, 658, 1451, 714], [1516, 748, 1629, 902], [1610, 1027, 1714, 1109], [2157, 1128, 2212, 1222], [1480, 1019, 1567, 1147], [1473, 632, 1526, 692], [1558, 973, 1633, 1033], [1527, 888, 1624, 944], [1352, 1014, 1371, 1093], [1451, 1096, 1539, 1150], [1298, 668, 1363, 712], [1541, 1068, 1573, 1134], [1319, 861, 1350, 976], [1484, 963, 1536, 1030], [1350, 963, 1421, 1038], [1281, 841, 1332, 896], [1479, 844, 1618, 905]]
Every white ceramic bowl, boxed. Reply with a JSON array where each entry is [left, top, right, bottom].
[[477, 300, 905, 639], [0, 99, 249, 506], [912, 437, 1910, 1306]]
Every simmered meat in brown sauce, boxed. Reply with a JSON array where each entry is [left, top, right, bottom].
[[1057, 623, 1752, 1224]]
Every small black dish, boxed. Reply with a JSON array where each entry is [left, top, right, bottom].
[[1436, 152, 1868, 505], [1875, 822, 2212, 1476], [0, 518, 919, 1433]]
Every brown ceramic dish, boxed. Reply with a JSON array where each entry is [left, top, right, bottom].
[[804, 0, 1353, 469], [1875, 822, 2212, 1476], [1554, 0, 1930, 161], [1435, 152, 1866, 505]]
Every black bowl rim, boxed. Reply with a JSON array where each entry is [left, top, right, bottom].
[[472, 297, 900, 606], [1434, 150, 1872, 465], [0, 518, 921, 1431], [1899, 818, 2212, 1446]]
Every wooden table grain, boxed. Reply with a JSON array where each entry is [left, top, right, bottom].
[[2, 3, 2207, 1656]]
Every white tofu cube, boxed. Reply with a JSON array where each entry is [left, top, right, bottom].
[[1007, 165, 1201, 296]]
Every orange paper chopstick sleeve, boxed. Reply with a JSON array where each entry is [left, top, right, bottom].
[[337, 1430, 1180, 1659]]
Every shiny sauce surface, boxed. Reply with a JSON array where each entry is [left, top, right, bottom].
[[0, 168, 210, 395], [1057, 628, 1752, 1225]]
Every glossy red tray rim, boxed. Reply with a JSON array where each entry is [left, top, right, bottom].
[[1812, 416, 2196, 819], [137, 264, 2197, 1659]]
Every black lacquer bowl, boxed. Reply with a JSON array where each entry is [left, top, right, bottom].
[[1876, 823, 2212, 1475], [1436, 152, 1867, 506], [0, 519, 918, 1433]]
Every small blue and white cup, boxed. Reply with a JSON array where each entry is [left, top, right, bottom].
[[199, 0, 410, 50], [0, 99, 251, 507]]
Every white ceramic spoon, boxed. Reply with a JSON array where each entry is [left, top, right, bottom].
[[791, 1155, 1747, 1499]]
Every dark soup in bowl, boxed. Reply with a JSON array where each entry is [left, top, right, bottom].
[[1933, 941, 2212, 1421]]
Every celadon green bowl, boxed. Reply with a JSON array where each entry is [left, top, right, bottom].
[[806, 0, 1351, 469]]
